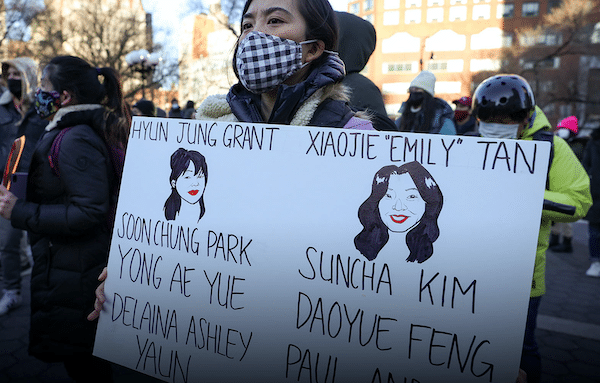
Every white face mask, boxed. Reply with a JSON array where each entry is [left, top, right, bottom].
[[556, 128, 571, 139], [478, 121, 520, 139]]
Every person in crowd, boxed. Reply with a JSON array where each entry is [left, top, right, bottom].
[[452, 96, 477, 135], [131, 98, 156, 117], [191, 0, 373, 129], [182, 100, 196, 119], [336, 11, 396, 131], [582, 126, 600, 277], [87, 0, 376, 321], [395, 70, 456, 135], [549, 116, 584, 253], [0, 55, 130, 382], [354, 161, 443, 263], [472, 74, 592, 383], [168, 97, 182, 118], [0, 57, 48, 316]]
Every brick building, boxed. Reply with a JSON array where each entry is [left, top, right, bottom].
[[347, 0, 600, 126], [178, 1, 238, 107]]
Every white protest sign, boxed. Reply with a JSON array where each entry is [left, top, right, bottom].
[[94, 116, 549, 383]]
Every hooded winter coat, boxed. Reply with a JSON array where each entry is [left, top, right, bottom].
[[0, 57, 48, 174], [10, 104, 115, 361], [524, 106, 591, 297], [195, 54, 373, 130], [336, 12, 396, 132]]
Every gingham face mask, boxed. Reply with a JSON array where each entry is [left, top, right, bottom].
[[236, 31, 316, 94]]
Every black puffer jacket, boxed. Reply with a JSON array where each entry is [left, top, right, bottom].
[[10, 105, 115, 362]]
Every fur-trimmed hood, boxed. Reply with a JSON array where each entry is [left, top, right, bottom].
[[195, 82, 353, 126], [195, 54, 360, 127], [1, 57, 39, 107], [45, 104, 106, 135]]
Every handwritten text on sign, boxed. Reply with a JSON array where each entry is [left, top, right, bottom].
[[93, 117, 548, 382]]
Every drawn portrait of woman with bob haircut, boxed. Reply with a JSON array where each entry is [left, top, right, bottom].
[[164, 148, 208, 222], [354, 161, 443, 263]]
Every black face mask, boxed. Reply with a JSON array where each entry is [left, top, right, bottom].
[[7, 79, 22, 99], [407, 92, 425, 107]]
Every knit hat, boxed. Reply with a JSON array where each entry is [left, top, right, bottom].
[[410, 71, 436, 96], [557, 116, 578, 134]]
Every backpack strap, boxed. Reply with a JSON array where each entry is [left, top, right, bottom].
[[48, 126, 124, 230], [48, 127, 74, 178], [531, 129, 554, 189]]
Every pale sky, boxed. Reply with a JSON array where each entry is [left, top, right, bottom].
[[142, 0, 350, 39], [141, 0, 350, 82]]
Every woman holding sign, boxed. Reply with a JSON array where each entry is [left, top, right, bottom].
[[88, 0, 375, 318], [192, 0, 375, 129], [0, 55, 130, 382]]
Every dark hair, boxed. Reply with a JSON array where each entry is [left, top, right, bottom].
[[399, 91, 436, 133], [132, 99, 156, 117], [44, 56, 130, 148], [164, 148, 208, 221], [354, 162, 443, 263], [233, 0, 338, 81]]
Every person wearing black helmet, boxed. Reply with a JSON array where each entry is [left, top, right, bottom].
[[473, 74, 592, 383]]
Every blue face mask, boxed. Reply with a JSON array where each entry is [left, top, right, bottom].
[[34, 88, 61, 119]]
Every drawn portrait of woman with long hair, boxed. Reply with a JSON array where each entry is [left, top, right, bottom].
[[354, 161, 443, 263], [164, 148, 208, 222]]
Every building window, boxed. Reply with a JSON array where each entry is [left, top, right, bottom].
[[384, 0, 400, 9], [547, 0, 561, 13], [519, 34, 536, 47], [427, 61, 448, 71], [519, 32, 562, 47], [470, 59, 501, 72], [450, 0, 467, 4], [473, 0, 491, 3], [405, 9, 422, 23], [540, 81, 554, 92], [520, 57, 560, 70], [384, 62, 414, 73], [364, 0, 374, 11], [365, 13, 375, 23], [427, 8, 444, 22], [384, 11, 400, 25], [545, 33, 562, 46], [449, 6, 467, 21], [350, 2, 360, 13], [472, 28, 511, 49], [428, 0, 444, 6], [592, 22, 600, 44], [406, 0, 421, 8], [497, 3, 514, 18], [522, 2, 539, 17], [473, 4, 490, 20]]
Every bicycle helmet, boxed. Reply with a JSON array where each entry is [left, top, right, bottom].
[[473, 74, 535, 122]]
